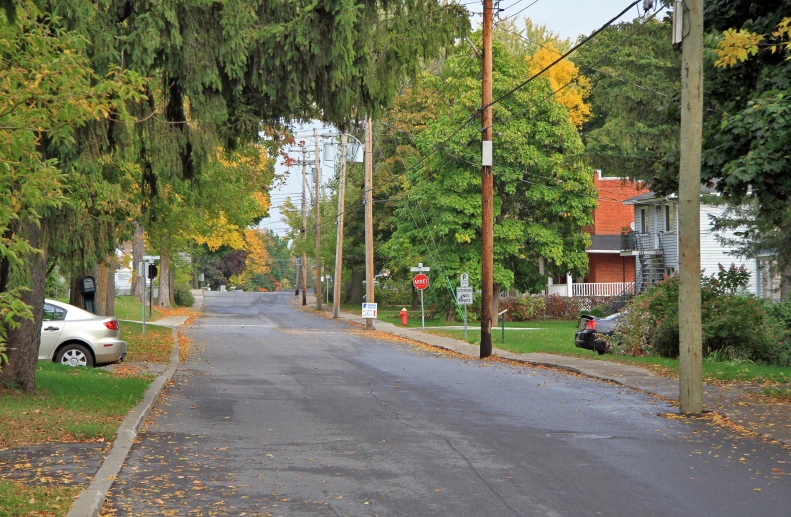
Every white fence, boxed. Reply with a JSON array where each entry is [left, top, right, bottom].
[[544, 282, 635, 297]]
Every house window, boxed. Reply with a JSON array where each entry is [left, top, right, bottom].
[[640, 208, 647, 233], [665, 204, 674, 232]]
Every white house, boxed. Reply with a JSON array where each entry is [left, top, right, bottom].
[[622, 189, 764, 295]]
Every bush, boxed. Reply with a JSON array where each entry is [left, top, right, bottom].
[[609, 273, 789, 365], [173, 284, 195, 307]]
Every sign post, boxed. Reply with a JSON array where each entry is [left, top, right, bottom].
[[410, 263, 430, 330], [456, 273, 473, 341]]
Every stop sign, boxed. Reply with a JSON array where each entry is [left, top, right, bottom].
[[413, 273, 429, 290]]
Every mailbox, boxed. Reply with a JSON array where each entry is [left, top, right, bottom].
[[80, 275, 97, 314], [81, 276, 96, 294]]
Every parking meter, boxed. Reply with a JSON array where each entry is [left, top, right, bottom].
[[80, 275, 97, 314]]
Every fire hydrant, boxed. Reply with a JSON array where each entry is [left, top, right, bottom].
[[400, 307, 408, 326]]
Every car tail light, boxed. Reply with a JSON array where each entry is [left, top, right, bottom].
[[104, 319, 119, 331], [585, 319, 597, 331]]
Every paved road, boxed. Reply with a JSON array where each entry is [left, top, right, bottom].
[[106, 292, 791, 516]]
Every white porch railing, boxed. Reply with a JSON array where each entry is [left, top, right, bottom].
[[546, 285, 569, 296], [543, 282, 635, 297], [572, 282, 635, 297]]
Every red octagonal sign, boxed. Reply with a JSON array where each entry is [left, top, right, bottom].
[[413, 273, 429, 290]]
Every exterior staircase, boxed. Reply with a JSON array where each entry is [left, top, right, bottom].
[[622, 232, 667, 294]]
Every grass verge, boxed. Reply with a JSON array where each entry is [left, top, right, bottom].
[[0, 363, 151, 448], [122, 322, 173, 364], [114, 295, 197, 322], [0, 479, 80, 517], [425, 321, 791, 385]]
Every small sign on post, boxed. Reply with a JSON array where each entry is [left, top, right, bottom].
[[456, 286, 473, 305], [457, 274, 473, 341], [361, 303, 378, 319], [412, 265, 430, 330]]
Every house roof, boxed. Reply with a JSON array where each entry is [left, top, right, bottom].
[[623, 186, 718, 205]]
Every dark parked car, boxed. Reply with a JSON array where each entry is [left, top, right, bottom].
[[574, 313, 623, 354]]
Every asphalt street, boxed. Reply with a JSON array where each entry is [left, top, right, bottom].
[[105, 291, 791, 516]]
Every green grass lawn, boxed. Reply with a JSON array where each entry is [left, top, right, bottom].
[[52, 295, 165, 322], [122, 322, 173, 364], [114, 295, 163, 322], [0, 479, 79, 517], [420, 320, 791, 385], [0, 363, 152, 448]]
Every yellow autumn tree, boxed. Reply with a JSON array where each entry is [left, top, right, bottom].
[[526, 43, 591, 128], [230, 229, 272, 288]]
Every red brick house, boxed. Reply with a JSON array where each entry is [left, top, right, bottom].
[[585, 171, 644, 283], [545, 171, 644, 297]]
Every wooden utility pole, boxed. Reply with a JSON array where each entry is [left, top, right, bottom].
[[364, 117, 375, 330], [480, 0, 494, 358], [678, 0, 704, 414], [314, 129, 322, 309], [301, 147, 308, 306], [332, 134, 348, 319]]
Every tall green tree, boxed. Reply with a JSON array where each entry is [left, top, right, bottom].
[[576, 16, 680, 179], [650, 1, 791, 298], [0, 3, 142, 390], [2, 0, 469, 391], [381, 33, 596, 321]]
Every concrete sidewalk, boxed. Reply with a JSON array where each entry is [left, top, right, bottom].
[[304, 295, 791, 446]]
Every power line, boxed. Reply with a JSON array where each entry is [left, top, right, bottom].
[[482, 3, 667, 132], [485, 0, 640, 111]]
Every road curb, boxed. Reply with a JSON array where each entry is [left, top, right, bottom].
[[66, 328, 181, 517]]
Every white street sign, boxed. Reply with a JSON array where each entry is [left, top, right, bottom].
[[143, 255, 160, 261], [410, 262, 431, 272], [362, 303, 378, 318], [460, 273, 469, 287], [456, 286, 473, 305]]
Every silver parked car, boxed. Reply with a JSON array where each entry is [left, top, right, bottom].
[[40, 299, 127, 367]]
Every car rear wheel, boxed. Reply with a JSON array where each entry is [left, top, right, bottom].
[[55, 344, 94, 368]]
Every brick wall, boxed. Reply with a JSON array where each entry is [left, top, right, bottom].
[[591, 172, 644, 235], [586, 254, 635, 283]]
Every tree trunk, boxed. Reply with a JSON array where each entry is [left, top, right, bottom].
[[781, 261, 791, 302], [105, 257, 116, 317], [169, 265, 176, 306], [157, 253, 172, 309], [350, 270, 363, 304], [95, 263, 110, 316], [69, 268, 96, 310], [491, 283, 501, 327], [192, 259, 199, 289], [0, 221, 48, 393], [130, 221, 144, 300]]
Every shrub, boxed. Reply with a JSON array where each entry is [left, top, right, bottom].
[[173, 284, 195, 307], [609, 273, 789, 365]]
